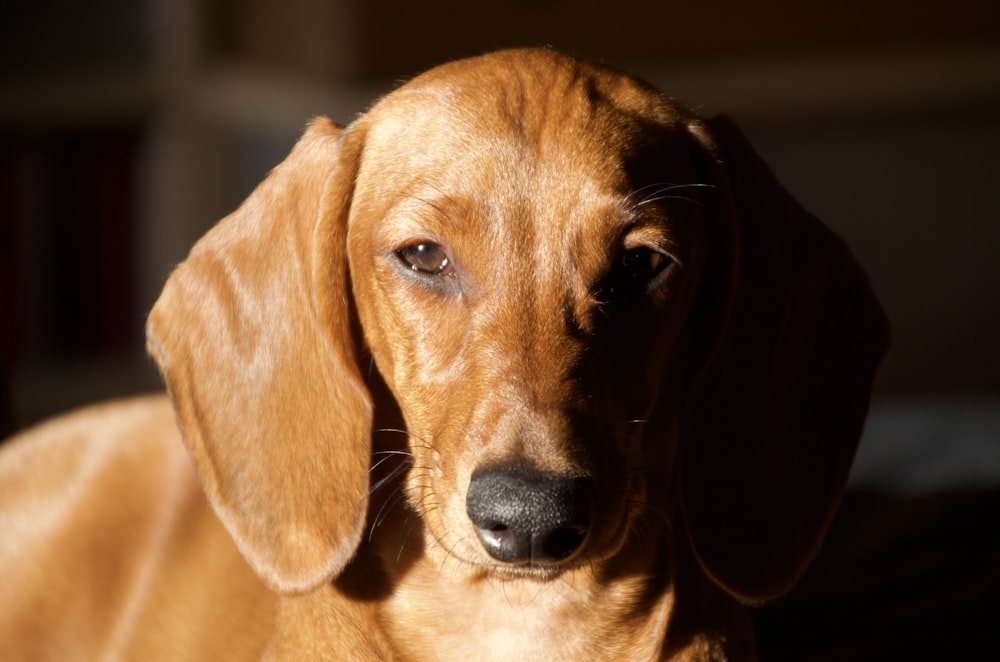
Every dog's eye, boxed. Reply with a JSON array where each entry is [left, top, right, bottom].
[[396, 243, 454, 276], [602, 247, 675, 301], [619, 247, 670, 283]]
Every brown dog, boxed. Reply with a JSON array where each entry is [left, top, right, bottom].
[[0, 49, 888, 660]]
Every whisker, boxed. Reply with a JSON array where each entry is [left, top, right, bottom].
[[625, 181, 712, 200], [370, 449, 412, 474], [368, 460, 410, 497], [373, 428, 410, 436], [640, 195, 708, 209], [622, 181, 676, 203], [369, 486, 405, 541], [625, 182, 716, 211], [395, 511, 425, 562]]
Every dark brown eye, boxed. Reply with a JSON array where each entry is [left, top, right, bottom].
[[620, 247, 669, 283], [396, 242, 454, 276], [601, 246, 674, 301]]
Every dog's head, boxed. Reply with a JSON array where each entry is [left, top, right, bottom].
[[147, 49, 888, 604]]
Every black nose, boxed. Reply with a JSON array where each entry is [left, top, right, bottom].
[[465, 468, 594, 565]]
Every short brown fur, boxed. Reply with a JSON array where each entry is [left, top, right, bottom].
[[0, 49, 888, 661]]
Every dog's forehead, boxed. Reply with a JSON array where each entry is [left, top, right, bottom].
[[358, 50, 692, 184]]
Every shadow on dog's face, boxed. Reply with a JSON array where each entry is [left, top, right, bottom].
[[345, 53, 710, 581]]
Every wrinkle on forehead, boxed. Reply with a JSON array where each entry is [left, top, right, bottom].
[[360, 69, 656, 222], [362, 51, 687, 178]]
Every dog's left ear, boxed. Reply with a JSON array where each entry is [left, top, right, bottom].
[[680, 115, 890, 603], [147, 118, 372, 594]]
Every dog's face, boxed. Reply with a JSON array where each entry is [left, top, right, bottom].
[[148, 48, 888, 604], [345, 54, 709, 577]]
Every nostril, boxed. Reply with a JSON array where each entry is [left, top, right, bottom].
[[475, 523, 519, 563], [466, 468, 594, 565], [537, 524, 588, 562]]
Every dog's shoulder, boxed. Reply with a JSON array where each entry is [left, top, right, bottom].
[[0, 395, 183, 512], [0, 395, 275, 660]]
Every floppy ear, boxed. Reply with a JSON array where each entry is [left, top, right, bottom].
[[146, 117, 372, 594], [680, 115, 890, 603]]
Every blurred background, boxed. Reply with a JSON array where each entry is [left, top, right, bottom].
[[1, 1, 998, 656], [2, 0, 998, 423]]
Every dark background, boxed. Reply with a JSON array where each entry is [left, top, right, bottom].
[[2, 1, 998, 421], [1, 2, 998, 658]]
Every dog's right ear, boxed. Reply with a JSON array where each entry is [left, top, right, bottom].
[[146, 117, 372, 594], [679, 115, 889, 603]]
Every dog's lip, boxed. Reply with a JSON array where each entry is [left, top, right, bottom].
[[469, 558, 581, 582]]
